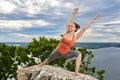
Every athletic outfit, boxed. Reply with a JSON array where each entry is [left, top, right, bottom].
[[48, 33, 81, 62]]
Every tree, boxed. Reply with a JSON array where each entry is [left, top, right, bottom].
[[0, 43, 29, 80]]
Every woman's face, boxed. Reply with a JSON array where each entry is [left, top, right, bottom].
[[67, 23, 76, 32]]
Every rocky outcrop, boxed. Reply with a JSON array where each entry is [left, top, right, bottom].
[[17, 65, 98, 80]]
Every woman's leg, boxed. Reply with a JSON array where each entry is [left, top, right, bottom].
[[38, 58, 49, 67], [63, 51, 83, 78], [75, 53, 84, 78], [38, 50, 62, 67], [75, 53, 82, 75]]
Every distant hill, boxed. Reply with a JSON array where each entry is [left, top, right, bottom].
[[0, 42, 29, 47], [0, 42, 120, 49], [74, 42, 120, 49]]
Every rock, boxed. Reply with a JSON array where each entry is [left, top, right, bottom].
[[17, 65, 98, 80]]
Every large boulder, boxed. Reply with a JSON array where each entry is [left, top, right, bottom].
[[17, 65, 98, 80]]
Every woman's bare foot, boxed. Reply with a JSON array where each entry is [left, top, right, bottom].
[[37, 64, 43, 67], [31, 64, 42, 67], [37, 59, 49, 67], [75, 73, 84, 79]]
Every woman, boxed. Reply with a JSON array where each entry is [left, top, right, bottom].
[[38, 8, 99, 78]]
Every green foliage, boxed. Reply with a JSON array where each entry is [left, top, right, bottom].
[[0, 36, 105, 80], [97, 70, 105, 80], [0, 43, 29, 80], [27, 37, 59, 63]]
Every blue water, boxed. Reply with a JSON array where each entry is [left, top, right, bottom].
[[90, 47, 120, 80]]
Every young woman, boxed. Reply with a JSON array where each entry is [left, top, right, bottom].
[[38, 8, 99, 78]]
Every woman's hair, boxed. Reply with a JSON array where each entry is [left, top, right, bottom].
[[73, 22, 80, 32]]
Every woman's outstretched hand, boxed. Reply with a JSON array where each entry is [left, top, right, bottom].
[[93, 14, 100, 20], [73, 8, 79, 14], [66, 8, 78, 27]]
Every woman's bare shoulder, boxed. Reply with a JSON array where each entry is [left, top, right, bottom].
[[74, 33, 81, 41]]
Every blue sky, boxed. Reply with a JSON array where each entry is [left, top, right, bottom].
[[0, 0, 120, 42]]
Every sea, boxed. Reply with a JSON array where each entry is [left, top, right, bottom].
[[0, 42, 120, 80]]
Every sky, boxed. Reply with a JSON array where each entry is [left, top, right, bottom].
[[0, 0, 120, 42]]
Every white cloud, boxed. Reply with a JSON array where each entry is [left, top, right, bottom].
[[83, 29, 104, 37], [49, 0, 61, 7], [116, 0, 120, 2], [23, 0, 41, 14], [109, 36, 120, 42], [9, 33, 39, 42], [0, 20, 52, 30], [12, 33, 38, 38], [99, 20, 120, 25], [9, 33, 61, 42], [0, 0, 115, 17], [78, 29, 120, 42], [64, 2, 74, 8], [0, 0, 16, 14], [0, 0, 118, 16], [0, 0, 75, 15]]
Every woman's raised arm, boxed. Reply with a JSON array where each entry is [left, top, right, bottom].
[[66, 8, 79, 31], [75, 14, 100, 41]]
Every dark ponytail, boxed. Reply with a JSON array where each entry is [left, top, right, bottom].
[[73, 22, 80, 32]]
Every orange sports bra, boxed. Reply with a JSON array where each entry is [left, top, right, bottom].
[[56, 33, 75, 54]]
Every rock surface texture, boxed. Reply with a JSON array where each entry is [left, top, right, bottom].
[[17, 65, 98, 80]]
